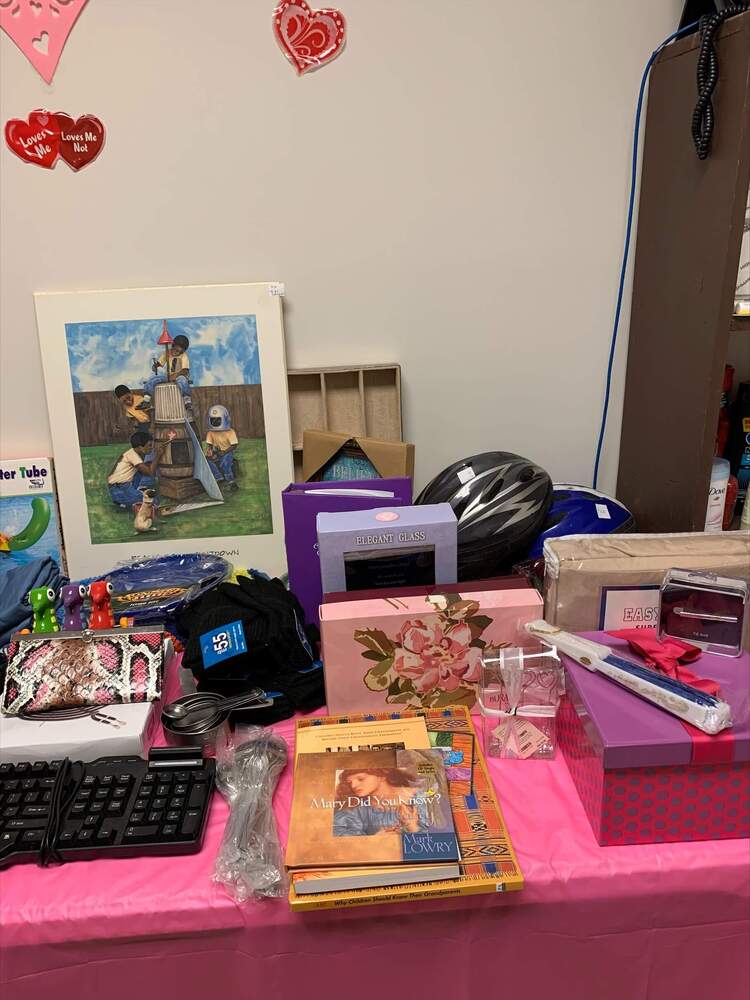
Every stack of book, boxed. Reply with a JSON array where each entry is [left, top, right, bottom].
[[285, 706, 523, 910]]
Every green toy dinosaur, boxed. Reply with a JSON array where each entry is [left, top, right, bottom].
[[29, 586, 60, 633]]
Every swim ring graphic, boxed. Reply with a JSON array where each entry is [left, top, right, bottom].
[[0, 497, 51, 553]]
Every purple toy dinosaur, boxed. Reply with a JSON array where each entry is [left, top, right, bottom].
[[61, 583, 87, 631]]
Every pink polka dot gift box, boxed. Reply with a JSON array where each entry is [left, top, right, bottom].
[[559, 632, 750, 846]]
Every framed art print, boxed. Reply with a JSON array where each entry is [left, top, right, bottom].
[[34, 282, 294, 579]]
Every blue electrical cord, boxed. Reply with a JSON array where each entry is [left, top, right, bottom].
[[592, 20, 699, 489]]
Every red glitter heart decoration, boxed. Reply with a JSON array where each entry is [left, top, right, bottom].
[[273, 0, 346, 75], [56, 113, 105, 171], [4, 110, 60, 169]]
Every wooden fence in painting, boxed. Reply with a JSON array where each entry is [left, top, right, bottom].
[[73, 384, 266, 447]]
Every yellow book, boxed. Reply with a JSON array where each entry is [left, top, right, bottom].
[[291, 863, 460, 895], [294, 715, 430, 755], [288, 707, 523, 911]]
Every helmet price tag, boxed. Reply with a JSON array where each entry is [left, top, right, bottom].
[[456, 467, 475, 484]]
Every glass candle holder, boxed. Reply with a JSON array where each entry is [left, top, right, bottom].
[[479, 643, 564, 759]]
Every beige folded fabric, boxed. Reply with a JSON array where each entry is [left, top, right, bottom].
[[543, 532, 750, 644]]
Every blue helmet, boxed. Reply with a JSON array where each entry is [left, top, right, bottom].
[[524, 485, 635, 560], [207, 404, 231, 431]]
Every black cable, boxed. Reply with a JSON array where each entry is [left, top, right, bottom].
[[39, 758, 70, 866], [692, 4, 749, 159], [20, 706, 100, 722], [39, 759, 84, 867]]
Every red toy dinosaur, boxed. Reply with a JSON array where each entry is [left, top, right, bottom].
[[88, 580, 114, 630]]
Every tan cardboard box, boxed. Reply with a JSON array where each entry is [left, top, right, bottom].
[[544, 532, 750, 644], [302, 429, 415, 482]]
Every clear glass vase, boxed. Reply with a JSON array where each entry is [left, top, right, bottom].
[[479, 643, 564, 759]]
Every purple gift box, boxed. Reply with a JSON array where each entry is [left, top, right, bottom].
[[559, 631, 750, 845], [282, 479, 412, 627]]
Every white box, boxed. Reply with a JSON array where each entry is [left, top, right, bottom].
[[0, 701, 160, 764], [0, 456, 66, 577]]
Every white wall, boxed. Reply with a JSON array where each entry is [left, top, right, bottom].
[[0, 0, 683, 492]]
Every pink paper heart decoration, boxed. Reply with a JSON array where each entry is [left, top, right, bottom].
[[0, 0, 89, 85], [273, 0, 346, 75]]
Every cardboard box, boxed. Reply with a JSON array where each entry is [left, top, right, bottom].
[[0, 701, 160, 764], [282, 478, 413, 627], [543, 532, 750, 642], [317, 503, 456, 596], [302, 429, 414, 482], [558, 632, 750, 846], [320, 584, 543, 715], [0, 457, 66, 578]]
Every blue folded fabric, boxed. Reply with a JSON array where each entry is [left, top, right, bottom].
[[0, 557, 66, 647]]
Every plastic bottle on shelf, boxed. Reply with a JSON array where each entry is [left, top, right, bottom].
[[716, 364, 734, 455], [705, 457, 730, 533], [728, 381, 750, 500], [723, 475, 738, 529]]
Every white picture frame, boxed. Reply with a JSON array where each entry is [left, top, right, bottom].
[[34, 282, 293, 580]]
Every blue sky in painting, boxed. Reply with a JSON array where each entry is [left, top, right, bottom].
[[64, 314, 260, 392]]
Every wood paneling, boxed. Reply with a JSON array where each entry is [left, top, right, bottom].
[[617, 13, 750, 530]]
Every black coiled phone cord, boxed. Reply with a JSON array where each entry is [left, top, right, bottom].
[[692, 4, 749, 160]]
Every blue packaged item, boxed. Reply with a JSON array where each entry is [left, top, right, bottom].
[[321, 452, 379, 481], [82, 553, 232, 639]]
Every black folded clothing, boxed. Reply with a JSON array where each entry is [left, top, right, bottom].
[[176, 574, 324, 723]]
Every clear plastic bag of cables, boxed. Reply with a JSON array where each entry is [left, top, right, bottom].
[[213, 723, 288, 902]]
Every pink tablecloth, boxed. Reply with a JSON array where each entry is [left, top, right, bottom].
[[1, 708, 748, 1000]]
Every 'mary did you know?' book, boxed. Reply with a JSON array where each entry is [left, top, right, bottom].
[[285, 747, 459, 871]]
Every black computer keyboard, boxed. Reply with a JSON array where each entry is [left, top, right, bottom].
[[0, 746, 215, 868]]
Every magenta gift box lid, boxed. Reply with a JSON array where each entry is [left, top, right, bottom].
[[563, 631, 750, 768]]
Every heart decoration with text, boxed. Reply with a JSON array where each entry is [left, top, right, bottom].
[[4, 110, 60, 169], [0, 0, 90, 84], [4, 109, 105, 169], [273, 0, 346, 75], [55, 112, 105, 170]]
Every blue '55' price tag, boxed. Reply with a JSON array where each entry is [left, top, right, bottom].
[[199, 620, 247, 669]]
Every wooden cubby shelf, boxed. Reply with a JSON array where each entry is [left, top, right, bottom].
[[287, 364, 403, 480]]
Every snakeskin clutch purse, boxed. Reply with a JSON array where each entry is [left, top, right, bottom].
[[2, 628, 164, 717]]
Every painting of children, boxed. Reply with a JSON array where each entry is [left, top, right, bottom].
[[35, 283, 293, 579], [60, 313, 274, 545]]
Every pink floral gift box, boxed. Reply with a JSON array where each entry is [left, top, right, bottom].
[[320, 586, 543, 715]]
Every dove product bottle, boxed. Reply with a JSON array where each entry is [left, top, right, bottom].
[[705, 458, 730, 533]]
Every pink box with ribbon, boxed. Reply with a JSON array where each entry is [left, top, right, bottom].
[[559, 632, 750, 846]]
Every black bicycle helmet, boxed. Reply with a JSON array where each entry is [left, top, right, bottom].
[[416, 452, 553, 580]]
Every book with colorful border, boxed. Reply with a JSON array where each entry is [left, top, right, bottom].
[[289, 706, 523, 910]]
